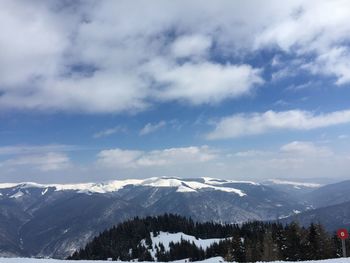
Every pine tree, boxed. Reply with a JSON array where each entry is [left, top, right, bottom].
[[230, 234, 245, 262], [306, 223, 319, 259], [283, 221, 305, 261], [262, 230, 279, 261], [67, 214, 339, 262]]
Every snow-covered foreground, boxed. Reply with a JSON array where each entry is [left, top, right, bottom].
[[0, 258, 227, 263], [0, 257, 350, 263]]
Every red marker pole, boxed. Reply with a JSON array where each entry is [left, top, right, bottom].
[[337, 229, 349, 257]]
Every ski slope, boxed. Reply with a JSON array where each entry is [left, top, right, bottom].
[[140, 231, 229, 259], [147, 231, 227, 250]]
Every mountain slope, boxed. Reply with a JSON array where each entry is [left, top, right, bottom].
[[263, 179, 322, 198], [0, 177, 307, 258], [304, 180, 350, 208], [69, 214, 341, 262], [281, 200, 350, 232]]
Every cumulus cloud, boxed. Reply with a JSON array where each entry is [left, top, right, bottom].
[[0, 1, 69, 87], [140, 121, 166, 135], [0, 142, 347, 182], [0, 0, 267, 113], [96, 149, 143, 168], [96, 146, 217, 168], [206, 109, 350, 139], [170, 35, 212, 58], [0, 144, 78, 156], [255, 0, 350, 84], [280, 141, 333, 157], [0, 152, 70, 171], [0, 0, 350, 113], [94, 142, 347, 181], [0, 144, 78, 176], [222, 141, 349, 180], [146, 60, 263, 105], [305, 47, 350, 85], [3, 1, 350, 113]]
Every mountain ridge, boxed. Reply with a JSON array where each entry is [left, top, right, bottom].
[[0, 176, 309, 258]]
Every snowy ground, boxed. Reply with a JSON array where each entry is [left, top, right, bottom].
[[142, 231, 228, 254], [0, 257, 350, 263], [0, 257, 224, 263], [139, 231, 229, 260]]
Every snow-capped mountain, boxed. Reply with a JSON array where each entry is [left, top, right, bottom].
[[303, 180, 350, 208], [279, 180, 350, 231], [263, 179, 322, 198], [281, 200, 350, 232], [0, 177, 307, 258], [0, 177, 254, 196]]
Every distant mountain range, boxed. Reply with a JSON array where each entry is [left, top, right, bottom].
[[303, 180, 350, 208], [0, 176, 348, 258], [280, 180, 350, 232], [281, 200, 350, 232]]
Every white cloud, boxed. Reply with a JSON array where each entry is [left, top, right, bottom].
[[255, 0, 350, 84], [140, 121, 166, 136], [280, 141, 333, 157], [0, 0, 267, 113], [0, 144, 78, 156], [305, 47, 350, 85], [220, 141, 349, 180], [139, 146, 216, 166], [0, 1, 69, 87], [146, 59, 263, 105], [96, 149, 143, 168], [0, 152, 70, 171], [171, 35, 212, 58], [207, 109, 350, 139], [93, 126, 126, 138], [0, 142, 348, 182], [97, 146, 217, 169], [0, 1, 350, 113], [234, 150, 272, 157]]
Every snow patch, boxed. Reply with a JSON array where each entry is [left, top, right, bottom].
[[141, 232, 229, 260], [267, 179, 321, 188], [176, 185, 197, 193], [9, 191, 24, 199], [0, 183, 19, 189], [202, 177, 259, 186], [0, 177, 248, 196]]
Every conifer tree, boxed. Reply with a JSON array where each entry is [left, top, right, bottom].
[[262, 230, 279, 261]]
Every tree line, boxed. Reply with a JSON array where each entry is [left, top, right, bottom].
[[68, 214, 349, 261]]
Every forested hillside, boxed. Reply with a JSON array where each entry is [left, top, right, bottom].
[[68, 214, 348, 262]]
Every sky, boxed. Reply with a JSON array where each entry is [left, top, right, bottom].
[[1, 0, 350, 183]]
